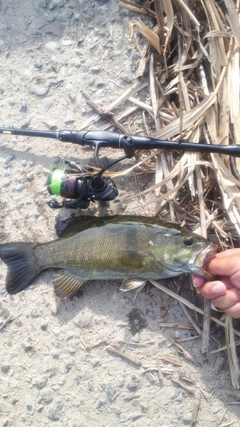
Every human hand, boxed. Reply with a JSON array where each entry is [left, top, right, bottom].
[[193, 248, 240, 319]]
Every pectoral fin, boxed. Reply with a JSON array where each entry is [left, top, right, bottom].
[[121, 279, 147, 291], [53, 270, 86, 298]]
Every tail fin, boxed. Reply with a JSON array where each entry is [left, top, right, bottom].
[[0, 242, 39, 294]]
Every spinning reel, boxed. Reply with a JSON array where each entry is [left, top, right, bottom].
[[46, 132, 135, 209], [47, 162, 118, 209]]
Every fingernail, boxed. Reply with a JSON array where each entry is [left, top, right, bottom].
[[192, 277, 197, 287], [192, 276, 204, 288], [212, 282, 226, 295]]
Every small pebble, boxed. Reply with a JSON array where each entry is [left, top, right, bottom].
[[13, 184, 24, 192], [45, 41, 57, 50], [62, 39, 73, 46], [170, 390, 181, 400], [43, 356, 57, 377], [49, 0, 64, 9], [182, 414, 192, 425], [34, 60, 43, 69], [75, 313, 90, 328], [126, 376, 141, 392], [65, 10, 73, 19], [19, 99, 27, 113], [121, 75, 132, 84], [88, 77, 95, 86], [30, 83, 49, 96], [21, 116, 31, 129], [39, 0, 48, 7], [41, 389, 53, 404], [7, 98, 15, 106], [116, 377, 124, 388], [1, 379, 9, 393], [119, 413, 127, 422], [175, 392, 183, 403], [42, 97, 53, 112], [101, 383, 116, 401], [46, 14, 56, 23], [35, 377, 47, 389], [145, 372, 155, 385], [30, 309, 39, 318], [25, 395, 34, 415], [47, 398, 62, 420], [53, 156, 61, 164], [131, 333, 140, 343], [41, 322, 48, 331], [1, 364, 10, 374], [4, 155, 14, 165], [96, 399, 105, 409]]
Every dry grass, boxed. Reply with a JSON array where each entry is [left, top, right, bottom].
[[123, 0, 240, 239], [80, 1, 240, 387]]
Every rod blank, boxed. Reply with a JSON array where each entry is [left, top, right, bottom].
[[1, 127, 240, 157]]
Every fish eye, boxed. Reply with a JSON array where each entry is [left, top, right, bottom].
[[183, 237, 193, 246]]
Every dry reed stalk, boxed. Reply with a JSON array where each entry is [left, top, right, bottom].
[[154, 0, 165, 49], [106, 345, 142, 367], [170, 335, 201, 366], [84, 1, 240, 386], [79, 79, 148, 129], [225, 316, 240, 389], [85, 97, 129, 134], [156, 357, 164, 386], [211, 340, 240, 354], [178, 301, 202, 336], [119, 1, 149, 16], [159, 323, 198, 329], [190, 391, 201, 427], [171, 376, 195, 394], [150, 279, 240, 338], [159, 354, 183, 367]]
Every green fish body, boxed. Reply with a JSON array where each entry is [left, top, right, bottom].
[[0, 216, 217, 298]]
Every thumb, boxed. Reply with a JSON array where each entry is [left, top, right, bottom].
[[207, 255, 240, 289]]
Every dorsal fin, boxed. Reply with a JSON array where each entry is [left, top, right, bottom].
[[56, 215, 183, 239], [55, 216, 97, 238]]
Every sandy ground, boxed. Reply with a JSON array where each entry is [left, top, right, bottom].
[[0, 1, 240, 426]]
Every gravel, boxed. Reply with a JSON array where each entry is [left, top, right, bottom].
[[0, 1, 240, 426]]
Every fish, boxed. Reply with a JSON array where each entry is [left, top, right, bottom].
[[0, 215, 217, 298]]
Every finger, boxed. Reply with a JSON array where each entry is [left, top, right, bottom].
[[192, 276, 206, 288], [192, 275, 233, 290], [196, 280, 227, 299], [224, 302, 240, 319], [207, 256, 240, 287], [214, 276, 235, 290], [215, 248, 240, 258], [211, 288, 240, 310]]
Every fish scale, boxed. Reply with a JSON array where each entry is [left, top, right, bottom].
[[34, 223, 157, 276]]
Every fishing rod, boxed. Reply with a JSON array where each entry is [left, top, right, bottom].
[[1, 127, 239, 210], [1, 128, 240, 161]]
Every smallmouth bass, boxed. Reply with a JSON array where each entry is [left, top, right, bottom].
[[0, 216, 217, 298]]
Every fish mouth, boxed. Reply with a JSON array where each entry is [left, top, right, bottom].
[[191, 244, 218, 280]]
